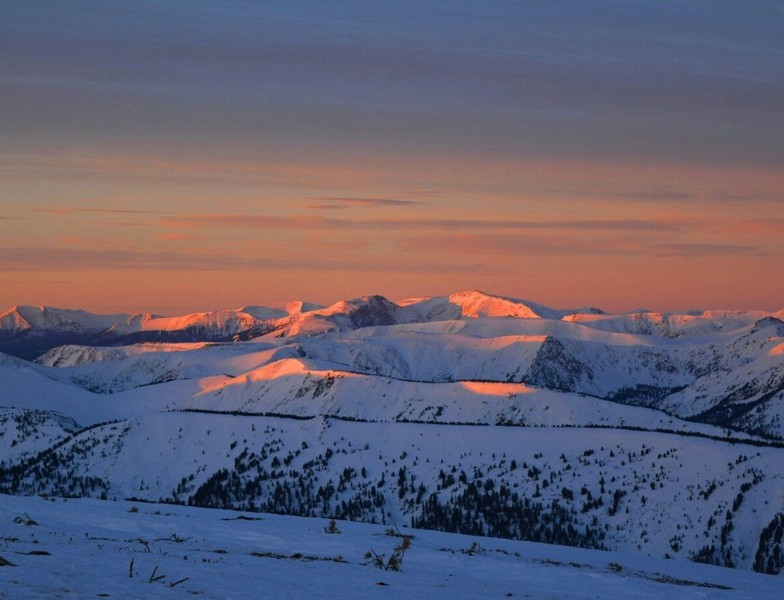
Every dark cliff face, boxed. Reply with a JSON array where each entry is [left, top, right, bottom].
[[233, 323, 276, 341], [524, 337, 595, 393], [691, 368, 784, 435], [346, 296, 399, 329]]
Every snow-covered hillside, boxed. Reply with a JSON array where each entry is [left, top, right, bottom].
[[1, 290, 783, 576], [3, 495, 779, 600]]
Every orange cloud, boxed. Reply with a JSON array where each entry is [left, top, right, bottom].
[[735, 218, 784, 236], [56, 236, 135, 250], [304, 197, 421, 209], [155, 233, 209, 242], [161, 214, 337, 230], [652, 243, 767, 257], [33, 207, 163, 215], [397, 233, 644, 257]]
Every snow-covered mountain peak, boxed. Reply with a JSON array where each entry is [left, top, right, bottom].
[[0, 306, 34, 332], [316, 295, 400, 328], [446, 290, 560, 320], [0, 305, 126, 333], [238, 301, 325, 321], [275, 300, 325, 315], [320, 294, 394, 314], [395, 290, 562, 323]]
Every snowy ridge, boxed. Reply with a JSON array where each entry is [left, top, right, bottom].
[[36, 342, 212, 368], [107, 310, 265, 337], [0, 305, 127, 334]]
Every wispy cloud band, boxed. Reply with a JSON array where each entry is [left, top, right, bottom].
[[160, 213, 685, 233]]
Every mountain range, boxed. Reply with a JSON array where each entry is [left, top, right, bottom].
[[1, 290, 783, 575]]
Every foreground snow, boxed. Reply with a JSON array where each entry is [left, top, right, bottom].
[[0, 494, 777, 599]]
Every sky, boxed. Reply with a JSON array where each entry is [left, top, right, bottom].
[[1, 1, 782, 314]]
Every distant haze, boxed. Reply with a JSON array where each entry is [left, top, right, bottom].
[[1, 2, 782, 313]]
